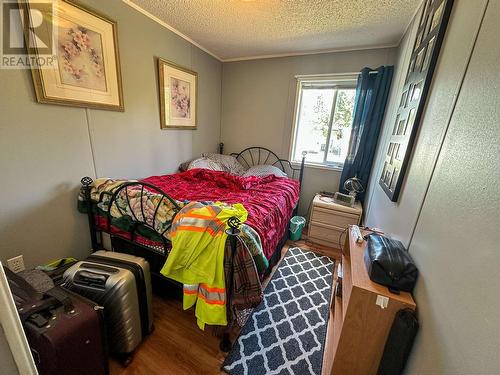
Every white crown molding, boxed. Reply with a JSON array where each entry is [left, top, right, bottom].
[[222, 43, 399, 62], [123, 0, 401, 63], [122, 0, 223, 61]]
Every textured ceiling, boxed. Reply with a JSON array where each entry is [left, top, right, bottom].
[[126, 0, 420, 61]]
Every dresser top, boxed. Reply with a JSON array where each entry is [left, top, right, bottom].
[[313, 194, 363, 215], [346, 226, 416, 308]]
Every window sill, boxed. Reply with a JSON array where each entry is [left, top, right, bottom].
[[292, 161, 344, 172]]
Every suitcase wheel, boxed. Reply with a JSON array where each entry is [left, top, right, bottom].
[[116, 353, 134, 367], [122, 355, 133, 367]]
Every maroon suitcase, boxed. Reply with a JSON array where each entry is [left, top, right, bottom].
[[5, 267, 108, 375]]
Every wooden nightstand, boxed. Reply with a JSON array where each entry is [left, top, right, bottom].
[[308, 194, 362, 249]]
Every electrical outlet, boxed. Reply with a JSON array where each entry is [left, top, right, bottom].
[[7, 255, 25, 273]]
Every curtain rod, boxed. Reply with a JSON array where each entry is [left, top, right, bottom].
[[295, 71, 378, 79]]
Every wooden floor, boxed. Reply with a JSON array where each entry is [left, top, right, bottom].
[[110, 240, 340, 375]]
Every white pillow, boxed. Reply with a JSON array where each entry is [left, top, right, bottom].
[[242, 165, 287, 178], [202, 153, 247, 175], [187, 157, 225, 171], [179, 158, 195, 171]]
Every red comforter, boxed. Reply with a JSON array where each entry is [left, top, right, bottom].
[[142, 169, 300, 259]]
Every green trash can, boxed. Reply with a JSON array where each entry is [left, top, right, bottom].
[[289, 216, 306, 241]]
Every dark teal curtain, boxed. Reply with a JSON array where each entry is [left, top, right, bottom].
[[339, 66, 394, 203]]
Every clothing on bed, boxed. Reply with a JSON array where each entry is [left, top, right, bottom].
[[160, 201, 248, 330], [143, 169, 300, 259]]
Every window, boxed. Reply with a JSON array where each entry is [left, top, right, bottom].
[[290, 75, 357, 169]]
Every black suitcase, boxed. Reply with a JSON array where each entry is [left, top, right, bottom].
[[4, 266, 108, 375], [378, 309, 419, 375]]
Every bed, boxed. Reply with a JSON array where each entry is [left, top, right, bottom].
[[79, 145, 305, 293]]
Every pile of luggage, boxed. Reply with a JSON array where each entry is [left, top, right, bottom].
[[5, 250, 154, 375]]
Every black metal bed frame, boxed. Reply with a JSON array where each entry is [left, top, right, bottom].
[[220, 143, 305, 193], [81, 144, 306, 350]]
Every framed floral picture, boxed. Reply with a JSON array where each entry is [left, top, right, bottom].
[[23, 0, 124, 111], [158, 58, 197, 129]]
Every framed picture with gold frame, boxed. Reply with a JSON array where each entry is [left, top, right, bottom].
[[22, 0, 124, 111], [158, 58, 197, 129]]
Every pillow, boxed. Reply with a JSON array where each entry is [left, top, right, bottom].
[[187, 157, 225, 171], [242, 165, 287, 178], [202, 153, 247, 175], [179, 158, 195, 172]]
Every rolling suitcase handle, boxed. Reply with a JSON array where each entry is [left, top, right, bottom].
[[74, 270, 109, 288], [4, 266, 75, 318]]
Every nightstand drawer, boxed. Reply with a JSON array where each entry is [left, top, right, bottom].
[[311, 207, 360, 228], [309, 221, 345, 247]]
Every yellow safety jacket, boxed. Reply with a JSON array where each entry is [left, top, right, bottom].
[[160, 201, 247, 330]]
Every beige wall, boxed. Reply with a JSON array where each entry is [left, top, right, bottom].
[[221, 48, 397, 215], [364, 0, 500, 373], [0, 0, 222, 268]]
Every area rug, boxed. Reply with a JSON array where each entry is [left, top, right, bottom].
[[222, 247, 335, 375]]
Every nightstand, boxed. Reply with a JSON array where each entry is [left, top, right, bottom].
[[308, 194, 362, 249]]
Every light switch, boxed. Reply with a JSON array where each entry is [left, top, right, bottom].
[[376, 295, 389, 309]]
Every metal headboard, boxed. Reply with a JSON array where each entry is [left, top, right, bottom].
[[231, 147, 285, 170], [223, 145, 306, 187]]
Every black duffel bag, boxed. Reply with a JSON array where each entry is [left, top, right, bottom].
[[364, 234, 418, 293]]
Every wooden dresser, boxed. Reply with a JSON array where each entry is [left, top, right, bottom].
[[308, 194, 362, 250], [322, 226, 416, 375]]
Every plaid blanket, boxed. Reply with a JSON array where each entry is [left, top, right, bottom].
[[225, 235, 263, 314]]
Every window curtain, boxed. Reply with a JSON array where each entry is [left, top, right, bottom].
[[339, 66, 394, 203]]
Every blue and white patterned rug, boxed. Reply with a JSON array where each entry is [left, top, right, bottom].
[[222, 247, 335, 375]]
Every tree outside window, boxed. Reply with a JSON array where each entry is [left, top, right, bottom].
[[291, 78, 356, 169]]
